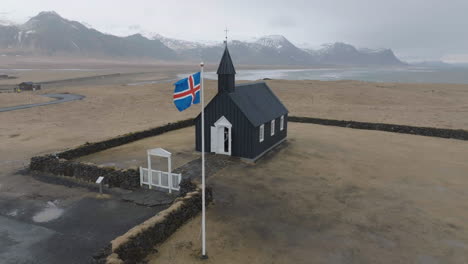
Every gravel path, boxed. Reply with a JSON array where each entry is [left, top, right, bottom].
[[0, 93, 85, 113], [174, 154, 236, 181]]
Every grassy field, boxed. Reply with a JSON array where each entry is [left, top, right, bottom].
[[76, 127, 198, 170], [0, 92, 53, 108], [1, 63, 468, 263], [148, 123, 468, 264]]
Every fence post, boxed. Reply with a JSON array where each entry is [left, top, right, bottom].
[[168, 156, 172, 193], [148, 154, 152, 189], [139, 167, 143, 187]]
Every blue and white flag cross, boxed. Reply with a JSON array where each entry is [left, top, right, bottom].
[[173, 72, 201, 112]]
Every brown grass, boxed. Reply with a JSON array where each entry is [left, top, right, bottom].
[[147, 124, 468, 264]]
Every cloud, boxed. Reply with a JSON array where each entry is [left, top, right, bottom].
[[269, 16, 296, 28], [128, 24, 142, 31], [441, 54, 468, 63], [1, 0, 468, 60]]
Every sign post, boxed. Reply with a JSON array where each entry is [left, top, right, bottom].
[[96, 176, 104, 194]]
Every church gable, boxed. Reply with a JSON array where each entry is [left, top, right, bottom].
[[194, 92, 248, 124]]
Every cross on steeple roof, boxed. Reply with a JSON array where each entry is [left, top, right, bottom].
[[224, 27, 229, 45], [217, 40, 236, 75]]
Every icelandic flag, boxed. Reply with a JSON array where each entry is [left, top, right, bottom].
[[173, 72, 201, 112]]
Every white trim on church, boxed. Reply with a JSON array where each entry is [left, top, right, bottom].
[[259, 124, 265, 142], [211, 116, 232, 156], [271, 119, 275, 136]]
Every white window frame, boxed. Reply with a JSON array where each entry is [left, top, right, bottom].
[[259, 124, 264, 142], [280, 115, 284, 131], [271, 120, 275, 136]]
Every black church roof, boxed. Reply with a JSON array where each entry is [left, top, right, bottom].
[[229, 82, 288, 127], [216, 47, 236, 75]]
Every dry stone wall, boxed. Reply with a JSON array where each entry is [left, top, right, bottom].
[[30, 155, 140, 189], [93, 185, 213, 264], [29, 119, 195, 190], [29, 116, 468, 190], [289, 116, 468, 140]]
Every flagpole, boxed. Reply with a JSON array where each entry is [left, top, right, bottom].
[[200, 62, 208, 259]]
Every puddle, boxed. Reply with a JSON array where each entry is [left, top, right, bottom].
[[32, 201, 64, 223]]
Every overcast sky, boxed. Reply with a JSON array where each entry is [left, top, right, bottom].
[[1, 0, 468, 62]]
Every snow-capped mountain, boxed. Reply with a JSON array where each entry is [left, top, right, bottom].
[[254, 35, 291, 49], [151, 34, 205, 51], [173, 36, 403, 66], [0, 11, 405, 66], [0, 11, 176, 59], [0, 19, 16, 27], [358, 47, 388, 54], [305, 42, 404, 66], [175, 35, 318, 65]]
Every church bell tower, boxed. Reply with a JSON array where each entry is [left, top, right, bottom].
[[217, 43, 236, 93]]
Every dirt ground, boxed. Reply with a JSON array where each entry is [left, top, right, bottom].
[[0, 92, 53, 108], [0, 70, 110, 85], [148, 123, 468, 264], [0, 66, 200, 208], [2, 74, 468, 166], [266, 79, 468, 130], [1, 62, 468, 263], [76, 127, 199, 170]]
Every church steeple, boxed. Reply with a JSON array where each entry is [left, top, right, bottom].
[[217, 44, 236, 93]]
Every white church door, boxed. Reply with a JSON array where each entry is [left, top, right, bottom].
[[210, 116, 232, 156]]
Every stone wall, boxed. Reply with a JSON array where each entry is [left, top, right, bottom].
[[30, 116, 468, 190], [93, 185, 213, 264], [289, 116, 468, 141], [57, 119, 195, 160], [28, 119, 211, 263], [30, 155, 140, 189], [29, 119, 194, 189]]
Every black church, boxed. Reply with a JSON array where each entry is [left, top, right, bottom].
[[195, 45, 289, 161]]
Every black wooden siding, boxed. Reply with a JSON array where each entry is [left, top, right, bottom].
[[195, 93, 256, 159], [252, 113, 288, 159], [218, 74, 235, 93], [195, 94, 288, 160]]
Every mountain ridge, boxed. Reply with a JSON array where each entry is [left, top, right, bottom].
[[0, 11, 405, 66], [0, 11, 176, 59]]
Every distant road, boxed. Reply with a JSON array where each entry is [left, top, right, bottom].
[[0, 93, 85, 113]]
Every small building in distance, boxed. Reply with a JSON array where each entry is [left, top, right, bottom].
[[195, 44, 288, 162], [17, 82, 41, 92], [0, 74, 17, 80]]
